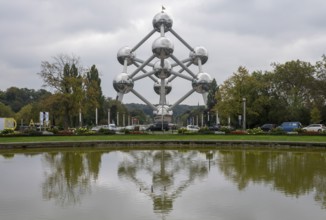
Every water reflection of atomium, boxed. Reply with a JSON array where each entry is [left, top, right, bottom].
[[113, 10, 212, 123]]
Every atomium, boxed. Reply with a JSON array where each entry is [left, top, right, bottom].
[[113, 10, 213, 123]]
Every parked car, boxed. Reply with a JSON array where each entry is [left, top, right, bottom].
[[147, 122, 169, 131], [186, 125, 200, 132], [260, 123, 277, 132], [91, 124, 117, 132], [302, 124, 326, 133], [209, 124, 221, 131], [278, 122, 302, 132]]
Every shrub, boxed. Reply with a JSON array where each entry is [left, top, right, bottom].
[[247, 127, 264, 135], [270, 127, 285, 135], [198, 127, 213, 134], [98, 128, 115, 135], [75, 127, 89, 135], [230, 130, 248, 135], [178, 128, 187, 134], [294, 128, 303, 134], [219, 126, 232, 134], [57, 130, 75, 136], [19, 128, 42, 136], [0, 128, 15, 135]]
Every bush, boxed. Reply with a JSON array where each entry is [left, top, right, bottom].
[[0, 128, 15, 135], [75, 127, 89, 135], [270, 127, 285, 135], [247, 127, 264, 135], [219, 126, 232, 134], [230, 130, 248, 135], [57, 130, 75, 136], [198, 127, 214, 134], [98, 128, 115, 135], [178, 128, 187, 134], [18, 128, 42, 136]]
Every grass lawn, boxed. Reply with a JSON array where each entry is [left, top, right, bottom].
[[1, 133, 326, 143]]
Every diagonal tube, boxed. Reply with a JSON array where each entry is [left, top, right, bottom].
[[131, 29, 156, 52], [170, 28, 194, 52], [170, 54, 197, 78], [133, 70, 155, 81], [168, 88, 196, 111], [133, 57, 154, 67], [129, 54, 156, 78], [133, 61, 157, 82], [131, 89, 157, 111]]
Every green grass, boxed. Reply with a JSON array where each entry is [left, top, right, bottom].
[[1, 134, 326, 143]]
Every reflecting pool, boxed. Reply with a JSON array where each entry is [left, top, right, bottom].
[[1, 147, 326, 220]]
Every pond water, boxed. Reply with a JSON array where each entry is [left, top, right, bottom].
[[1, 147, 326, 220]]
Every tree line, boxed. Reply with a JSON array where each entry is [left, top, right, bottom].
[[1, 54, 326, 129], [212, 55, 326, 128], [0, 55, 133, 129]]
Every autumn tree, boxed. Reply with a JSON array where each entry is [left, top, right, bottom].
[[38, 54, 84, 128]]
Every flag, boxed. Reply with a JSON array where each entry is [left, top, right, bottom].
[[162, 5, 165, 11]]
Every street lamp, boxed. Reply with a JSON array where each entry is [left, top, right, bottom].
[[242, 98, 246, 130]]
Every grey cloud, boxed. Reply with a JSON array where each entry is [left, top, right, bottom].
[[0, 0, 325, 105]]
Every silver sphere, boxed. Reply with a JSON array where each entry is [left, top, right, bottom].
[[190, 46, 208, 65], [154, 81, 172, 95], [113, 73, 134, 94], [152, 12, 173, 32], [152, 36, 174, 59], [153, 60, 172, 79], [117, 46, 135, 66], [192, 72, 212, 93]]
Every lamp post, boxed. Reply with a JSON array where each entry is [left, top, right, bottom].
[[242, 98, 246, 130]]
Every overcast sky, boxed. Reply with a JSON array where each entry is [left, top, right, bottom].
[[1, 0, 326, 106]]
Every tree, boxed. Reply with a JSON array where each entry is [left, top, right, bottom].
[[0, 102, 14, 117], [207, 78, 218, 111], [270, 60, 315, 124], [38, 54, 84, 128], [215, 66, 252, 127], [84, 65, 104, 125], [310, 106, 321, 123], [15, 104, 33, 126], [0, 87, 51, 113]]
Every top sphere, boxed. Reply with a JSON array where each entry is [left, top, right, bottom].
[[190, 46, 208, 65], [152, 12, 173, 32], [117, 46, 135, 66]]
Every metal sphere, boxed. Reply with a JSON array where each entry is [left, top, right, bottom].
[[190, 46, 208, 65], [113, 73, 134, 94], [153, 81, 172, 95], [192, 72, 212, 93], [117, 46, 135, 66], [153, 60, 172, 79], [152, 37, 174, 59], [152, 12, 173, 32]]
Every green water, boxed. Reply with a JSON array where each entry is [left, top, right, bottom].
[[1, 147, 326, 220]]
